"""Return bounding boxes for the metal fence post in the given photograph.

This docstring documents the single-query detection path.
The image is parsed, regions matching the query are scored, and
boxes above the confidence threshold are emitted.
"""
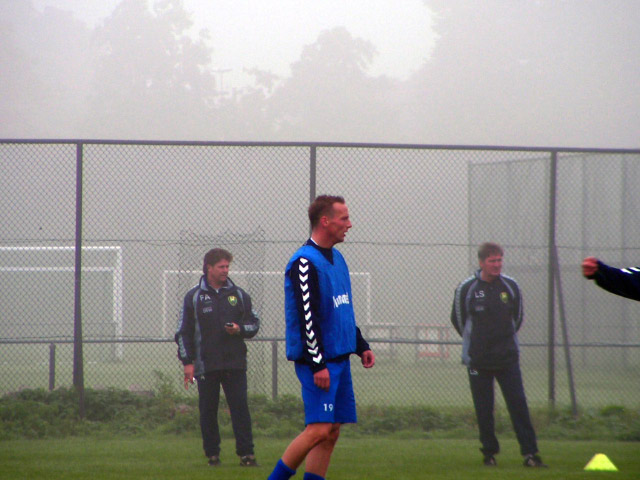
[271,340,278,401]
[309,145,317,204]
[552,246,578,416]
[546,151,557,408]
[48,343,56,391]
[73,142,85,418]
[309,145,317,238]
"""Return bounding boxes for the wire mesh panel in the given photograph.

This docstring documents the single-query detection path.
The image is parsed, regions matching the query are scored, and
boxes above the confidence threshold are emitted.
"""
[0,141,638,410]
[467,151,640,407]
[0,143,77,342]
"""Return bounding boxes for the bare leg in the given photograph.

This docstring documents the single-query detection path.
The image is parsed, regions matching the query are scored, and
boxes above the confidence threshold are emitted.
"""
[305,424,341,477]
[281,423,334,471]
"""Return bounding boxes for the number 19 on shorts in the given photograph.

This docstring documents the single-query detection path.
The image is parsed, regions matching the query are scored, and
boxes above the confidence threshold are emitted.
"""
[323,403,334,412]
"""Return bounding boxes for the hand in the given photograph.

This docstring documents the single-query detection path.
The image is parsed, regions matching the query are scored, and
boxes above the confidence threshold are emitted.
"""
[361,350,375,368]
[224,322,240,335]
[183,364,194,390]
[582,256,599,278]
[313,368,330,391]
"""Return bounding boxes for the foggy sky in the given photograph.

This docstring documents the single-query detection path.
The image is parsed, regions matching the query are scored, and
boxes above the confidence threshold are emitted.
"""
[1,0,639,148]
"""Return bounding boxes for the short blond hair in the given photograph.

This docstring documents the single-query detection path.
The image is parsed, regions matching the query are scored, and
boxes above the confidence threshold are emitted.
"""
[308,195,345,229]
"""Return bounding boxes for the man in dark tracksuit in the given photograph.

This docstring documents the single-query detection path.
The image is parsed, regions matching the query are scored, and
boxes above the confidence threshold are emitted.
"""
[582,256,640,300]
[175,248,260,467]
[451,242,546,468]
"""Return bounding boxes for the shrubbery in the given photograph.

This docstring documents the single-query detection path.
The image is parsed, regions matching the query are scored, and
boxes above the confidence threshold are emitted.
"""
[1,371,638,441]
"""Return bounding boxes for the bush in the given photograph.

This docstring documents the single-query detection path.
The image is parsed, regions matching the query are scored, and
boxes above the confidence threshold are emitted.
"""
[1,386,638,441]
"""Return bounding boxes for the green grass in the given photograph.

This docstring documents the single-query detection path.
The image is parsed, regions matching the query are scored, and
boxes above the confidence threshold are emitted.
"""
[3,385,639,443]
[1,436,638,480]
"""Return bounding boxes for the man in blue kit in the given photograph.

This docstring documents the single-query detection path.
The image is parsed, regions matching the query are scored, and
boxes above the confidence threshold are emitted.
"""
[451,242,546,468]
[267,195,375,480]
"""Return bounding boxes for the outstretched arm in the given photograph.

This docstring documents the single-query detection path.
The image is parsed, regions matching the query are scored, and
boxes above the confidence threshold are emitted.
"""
[583,257,640,302]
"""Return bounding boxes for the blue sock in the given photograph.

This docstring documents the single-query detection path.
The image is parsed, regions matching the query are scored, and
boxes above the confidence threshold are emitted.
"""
[268,459,296,480]
[303,473,325,480]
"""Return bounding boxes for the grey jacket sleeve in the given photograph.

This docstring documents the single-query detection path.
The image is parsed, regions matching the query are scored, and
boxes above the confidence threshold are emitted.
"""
[237,288,260,339]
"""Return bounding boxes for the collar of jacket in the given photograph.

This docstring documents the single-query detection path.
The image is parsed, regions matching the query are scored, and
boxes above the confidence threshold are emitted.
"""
[475,268,504,284]
[199,275,236,293]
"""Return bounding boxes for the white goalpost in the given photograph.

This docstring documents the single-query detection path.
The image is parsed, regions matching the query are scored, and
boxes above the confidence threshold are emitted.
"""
[0,246,124,360]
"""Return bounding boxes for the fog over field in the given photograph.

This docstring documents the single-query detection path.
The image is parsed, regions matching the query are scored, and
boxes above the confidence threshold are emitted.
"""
[1,0,638,147]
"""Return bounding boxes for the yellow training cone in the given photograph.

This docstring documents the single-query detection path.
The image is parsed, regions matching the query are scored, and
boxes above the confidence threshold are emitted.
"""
[584,453,618,472]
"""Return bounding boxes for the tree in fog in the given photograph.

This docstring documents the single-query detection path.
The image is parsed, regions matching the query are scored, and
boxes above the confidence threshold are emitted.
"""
[0,13,42,137]
[214,68,278,141]
[87,0,217,140]
[404,0,640,147]
[402,0,567,145]
[0,3,92,138]
[266,27,399,142]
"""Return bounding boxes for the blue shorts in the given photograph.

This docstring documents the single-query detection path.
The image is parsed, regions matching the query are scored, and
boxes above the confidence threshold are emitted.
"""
[295,359,357,425]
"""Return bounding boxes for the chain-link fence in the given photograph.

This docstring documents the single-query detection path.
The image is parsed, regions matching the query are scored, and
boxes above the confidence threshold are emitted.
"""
[1,140,639,410]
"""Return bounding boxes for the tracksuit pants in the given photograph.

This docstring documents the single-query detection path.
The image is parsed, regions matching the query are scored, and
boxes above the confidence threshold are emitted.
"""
[196,369,254,458]
[467,362,538,456]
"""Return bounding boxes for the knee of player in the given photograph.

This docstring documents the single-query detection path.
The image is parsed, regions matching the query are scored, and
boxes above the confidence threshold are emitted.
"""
[327,424,341,443]
[305,423,336,445]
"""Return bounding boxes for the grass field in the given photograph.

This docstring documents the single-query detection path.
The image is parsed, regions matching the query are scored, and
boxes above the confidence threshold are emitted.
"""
[1,435,638,480]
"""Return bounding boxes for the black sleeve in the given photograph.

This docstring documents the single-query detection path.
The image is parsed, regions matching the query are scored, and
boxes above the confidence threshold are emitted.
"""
[450,297,462,336]
[355,326,370,356]
[450,282,467,337]
[593,261,640,302]
[512,280,524,332]
[175,290,196,365]
[289,257,327,372]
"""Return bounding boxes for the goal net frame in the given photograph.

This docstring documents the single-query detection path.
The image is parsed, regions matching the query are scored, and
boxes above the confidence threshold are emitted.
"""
[0,246,123,359]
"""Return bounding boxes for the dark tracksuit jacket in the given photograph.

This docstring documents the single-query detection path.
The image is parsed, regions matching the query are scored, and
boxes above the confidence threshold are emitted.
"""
[587,260,640,301]
[175,275,260,375]
[451,269,523,369]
